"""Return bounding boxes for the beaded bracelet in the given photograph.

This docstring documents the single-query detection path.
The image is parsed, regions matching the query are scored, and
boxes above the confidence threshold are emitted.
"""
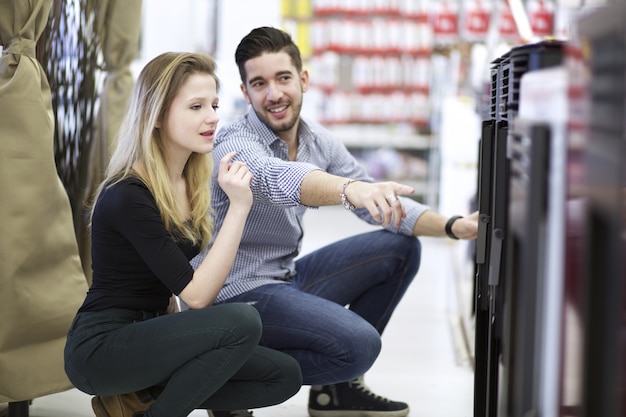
[340,179,356,211]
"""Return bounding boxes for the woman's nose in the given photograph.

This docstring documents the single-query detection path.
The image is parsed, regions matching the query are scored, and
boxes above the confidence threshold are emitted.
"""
[207,108,219,124]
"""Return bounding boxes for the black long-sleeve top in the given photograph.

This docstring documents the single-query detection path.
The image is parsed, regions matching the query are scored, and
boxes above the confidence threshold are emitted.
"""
[78,177,198,313]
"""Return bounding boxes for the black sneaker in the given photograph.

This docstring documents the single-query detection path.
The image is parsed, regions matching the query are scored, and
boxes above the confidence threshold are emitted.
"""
[308,376,410,417]
[207,410,254,417]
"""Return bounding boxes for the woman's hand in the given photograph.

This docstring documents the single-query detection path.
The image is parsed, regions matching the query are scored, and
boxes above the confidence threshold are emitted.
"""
[217,151,253,208]
[181,152,253,309]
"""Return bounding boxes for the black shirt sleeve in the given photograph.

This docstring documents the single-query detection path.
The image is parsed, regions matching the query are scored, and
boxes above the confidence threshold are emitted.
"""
[79,178,197,312]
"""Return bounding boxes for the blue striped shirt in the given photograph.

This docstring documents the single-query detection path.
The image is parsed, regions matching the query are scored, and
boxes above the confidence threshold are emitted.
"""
[190,108,429,302]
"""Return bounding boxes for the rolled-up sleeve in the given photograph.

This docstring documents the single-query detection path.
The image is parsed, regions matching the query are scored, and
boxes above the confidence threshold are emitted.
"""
[214,117,321,206]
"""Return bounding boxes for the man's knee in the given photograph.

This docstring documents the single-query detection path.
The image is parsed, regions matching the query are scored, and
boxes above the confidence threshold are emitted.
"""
[384,233,421,276]
[342,324,382,379]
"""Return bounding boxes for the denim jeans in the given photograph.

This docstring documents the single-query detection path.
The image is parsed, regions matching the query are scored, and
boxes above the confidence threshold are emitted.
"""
[64,303,302,417]
[226,230,421,385]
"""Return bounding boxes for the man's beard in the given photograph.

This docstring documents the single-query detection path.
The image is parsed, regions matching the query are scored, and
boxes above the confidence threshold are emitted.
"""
[254,99,302,134]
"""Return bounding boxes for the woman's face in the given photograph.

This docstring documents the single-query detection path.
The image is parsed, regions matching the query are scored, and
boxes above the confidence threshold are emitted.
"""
[163,72,220,158]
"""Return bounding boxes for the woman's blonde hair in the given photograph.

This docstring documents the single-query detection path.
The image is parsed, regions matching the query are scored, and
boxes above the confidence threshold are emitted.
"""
[92,52,219,249]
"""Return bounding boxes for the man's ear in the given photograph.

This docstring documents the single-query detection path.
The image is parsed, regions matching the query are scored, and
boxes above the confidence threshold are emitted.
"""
[301,69,309,93]
[240,83,251,104]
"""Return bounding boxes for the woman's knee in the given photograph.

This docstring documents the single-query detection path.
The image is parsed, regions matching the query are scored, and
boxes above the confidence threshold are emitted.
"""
[280,355,303,400]
[270,349,303,398]
[203,303,263,344]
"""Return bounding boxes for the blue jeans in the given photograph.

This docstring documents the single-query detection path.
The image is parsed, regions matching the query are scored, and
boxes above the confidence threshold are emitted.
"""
[64,304,302,417]
[226,230,421,385]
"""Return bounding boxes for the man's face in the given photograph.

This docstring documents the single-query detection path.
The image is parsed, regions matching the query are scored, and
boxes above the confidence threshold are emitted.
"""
[240,52,309,142]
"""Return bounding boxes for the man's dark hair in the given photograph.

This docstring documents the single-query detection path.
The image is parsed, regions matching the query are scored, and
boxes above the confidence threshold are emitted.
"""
[235,26,303,83]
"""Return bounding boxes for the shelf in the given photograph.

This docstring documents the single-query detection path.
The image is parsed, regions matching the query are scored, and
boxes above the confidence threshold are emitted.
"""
[281,1,439,207]
[327,125,432,149]
[311,47,433,57]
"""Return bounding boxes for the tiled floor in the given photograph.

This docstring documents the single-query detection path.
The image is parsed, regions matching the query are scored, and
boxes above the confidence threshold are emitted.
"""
[8,206,475,417]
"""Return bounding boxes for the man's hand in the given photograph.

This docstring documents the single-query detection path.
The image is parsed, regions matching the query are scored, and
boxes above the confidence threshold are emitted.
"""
[450,211,479,240]
[413,210,479,239]
[344,180,415,228]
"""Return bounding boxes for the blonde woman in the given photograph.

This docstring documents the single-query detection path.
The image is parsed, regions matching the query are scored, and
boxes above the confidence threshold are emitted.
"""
[64,52,302,417]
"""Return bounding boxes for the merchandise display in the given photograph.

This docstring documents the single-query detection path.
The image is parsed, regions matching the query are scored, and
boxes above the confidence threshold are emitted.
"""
[280,0,563,207]
[9,1,624,416]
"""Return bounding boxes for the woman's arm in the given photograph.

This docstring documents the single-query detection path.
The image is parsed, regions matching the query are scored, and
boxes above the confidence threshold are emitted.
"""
[178,152,253,309]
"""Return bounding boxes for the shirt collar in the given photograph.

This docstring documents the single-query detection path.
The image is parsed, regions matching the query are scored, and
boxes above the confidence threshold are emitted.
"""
[246,106,316,148]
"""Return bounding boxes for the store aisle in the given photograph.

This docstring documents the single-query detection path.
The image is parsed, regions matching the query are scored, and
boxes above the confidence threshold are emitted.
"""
[19,206,474,417]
